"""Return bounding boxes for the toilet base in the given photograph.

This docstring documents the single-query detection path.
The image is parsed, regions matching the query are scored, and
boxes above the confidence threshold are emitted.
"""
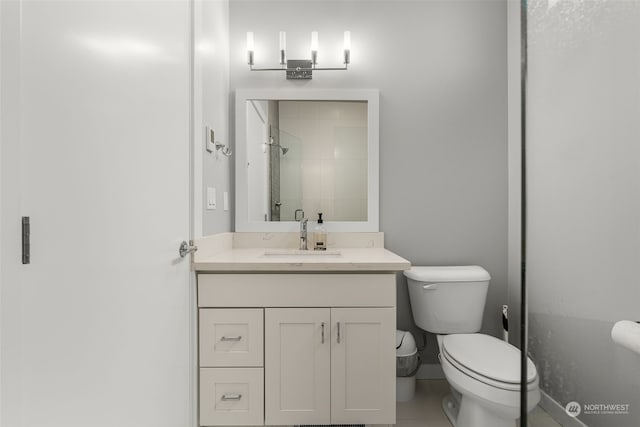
[441,394,459,426]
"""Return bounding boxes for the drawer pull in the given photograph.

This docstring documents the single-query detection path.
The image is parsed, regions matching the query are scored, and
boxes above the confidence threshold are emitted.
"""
[221,393,243,401]
[220,335,242,342]
[337,321,341,343]
[321,322,325,344]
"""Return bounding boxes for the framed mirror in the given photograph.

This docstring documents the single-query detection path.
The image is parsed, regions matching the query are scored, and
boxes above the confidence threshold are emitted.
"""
[235,89,379,232]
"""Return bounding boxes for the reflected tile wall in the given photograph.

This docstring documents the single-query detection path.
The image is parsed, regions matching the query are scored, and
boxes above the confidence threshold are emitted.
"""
[279,100,368,221]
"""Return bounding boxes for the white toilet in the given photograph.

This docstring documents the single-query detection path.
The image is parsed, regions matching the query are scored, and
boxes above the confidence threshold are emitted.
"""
[404,266,540,427]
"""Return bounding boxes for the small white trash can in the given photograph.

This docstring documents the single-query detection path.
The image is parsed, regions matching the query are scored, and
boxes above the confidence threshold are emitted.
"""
[396,330,420,402]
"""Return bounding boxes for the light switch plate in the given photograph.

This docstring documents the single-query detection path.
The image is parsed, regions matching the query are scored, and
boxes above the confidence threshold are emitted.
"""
[223,192,229,211]
[207,187,217,210]
[205,126,215,153]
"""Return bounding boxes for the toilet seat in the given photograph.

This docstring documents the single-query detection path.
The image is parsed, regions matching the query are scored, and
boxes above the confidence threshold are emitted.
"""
[441,334,537,391]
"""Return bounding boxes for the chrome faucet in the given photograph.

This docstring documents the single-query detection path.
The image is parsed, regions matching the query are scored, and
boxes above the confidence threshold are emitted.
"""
[299,218,308,250]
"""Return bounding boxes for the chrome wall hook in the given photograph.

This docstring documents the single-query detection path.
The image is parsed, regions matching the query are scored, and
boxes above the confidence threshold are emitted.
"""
[215,142,232,156]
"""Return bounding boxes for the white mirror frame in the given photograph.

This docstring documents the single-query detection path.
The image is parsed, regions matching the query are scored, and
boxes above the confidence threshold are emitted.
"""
[235,88,379,232]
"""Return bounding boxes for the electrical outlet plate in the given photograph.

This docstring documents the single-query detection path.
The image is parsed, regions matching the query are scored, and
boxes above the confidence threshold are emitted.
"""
[205,126,215,153]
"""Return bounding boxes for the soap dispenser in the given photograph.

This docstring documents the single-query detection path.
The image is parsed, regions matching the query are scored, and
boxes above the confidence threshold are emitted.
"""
[314,213,327,251]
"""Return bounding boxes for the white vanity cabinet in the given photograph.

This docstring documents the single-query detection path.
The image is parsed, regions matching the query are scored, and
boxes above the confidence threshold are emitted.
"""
[265,307,395,425]
[197,273,397,427]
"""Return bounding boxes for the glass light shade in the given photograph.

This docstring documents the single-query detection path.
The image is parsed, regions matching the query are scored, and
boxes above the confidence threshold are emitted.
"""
[311,31,318,51]
[246,32,254,51]
[279,31,286,51]
[344,31,351,50]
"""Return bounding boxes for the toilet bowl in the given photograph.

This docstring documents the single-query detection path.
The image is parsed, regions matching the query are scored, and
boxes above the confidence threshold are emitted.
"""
[438,334,540,427]
[404,266,540,427]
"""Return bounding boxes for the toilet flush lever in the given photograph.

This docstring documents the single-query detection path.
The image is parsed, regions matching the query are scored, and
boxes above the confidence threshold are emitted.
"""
[422,284,438,290]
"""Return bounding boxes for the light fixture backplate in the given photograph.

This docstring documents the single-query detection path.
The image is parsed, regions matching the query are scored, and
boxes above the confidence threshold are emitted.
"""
[286,60,313,80]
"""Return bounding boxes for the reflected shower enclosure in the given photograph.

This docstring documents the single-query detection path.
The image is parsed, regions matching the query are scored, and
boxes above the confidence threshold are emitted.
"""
[245,100,368,222]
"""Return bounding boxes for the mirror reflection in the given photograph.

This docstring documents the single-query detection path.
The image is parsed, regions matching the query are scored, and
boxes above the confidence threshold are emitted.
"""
[246,100,368,222]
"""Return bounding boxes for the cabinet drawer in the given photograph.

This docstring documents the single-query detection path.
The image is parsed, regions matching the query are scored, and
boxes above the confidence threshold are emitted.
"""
[200,309,263,367]
[198,274,396,307]
[200,368,264,426]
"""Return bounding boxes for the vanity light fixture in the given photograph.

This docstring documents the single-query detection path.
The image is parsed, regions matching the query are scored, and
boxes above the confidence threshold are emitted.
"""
[246,30,351,80]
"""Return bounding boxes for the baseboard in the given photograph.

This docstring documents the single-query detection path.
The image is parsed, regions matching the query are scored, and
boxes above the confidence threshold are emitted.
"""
[416,363,445,380]
[539,390,588,427]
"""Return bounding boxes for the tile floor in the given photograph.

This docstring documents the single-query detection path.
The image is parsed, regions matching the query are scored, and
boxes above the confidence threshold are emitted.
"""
[395,379,562,427]
[523,407,563,427]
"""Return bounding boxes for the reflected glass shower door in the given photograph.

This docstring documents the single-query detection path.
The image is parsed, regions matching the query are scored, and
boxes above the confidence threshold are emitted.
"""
[269,126,303,221]
[525,1,640,426]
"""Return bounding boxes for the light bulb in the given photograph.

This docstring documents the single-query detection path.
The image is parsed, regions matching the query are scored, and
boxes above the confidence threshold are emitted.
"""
[279,31,286,65]
[246,32,254,52]
[343,31,351,50]
[311,31,318,51]
[343,31,351,65]
[246,32,254,66]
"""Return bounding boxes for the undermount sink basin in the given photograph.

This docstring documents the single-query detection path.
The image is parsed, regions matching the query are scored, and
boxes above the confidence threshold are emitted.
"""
[263,249,342,257]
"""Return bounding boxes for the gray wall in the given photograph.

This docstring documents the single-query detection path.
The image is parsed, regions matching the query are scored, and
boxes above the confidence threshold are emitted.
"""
[229,0,508,363]
[527,0,640,425]
[199,0,233,236]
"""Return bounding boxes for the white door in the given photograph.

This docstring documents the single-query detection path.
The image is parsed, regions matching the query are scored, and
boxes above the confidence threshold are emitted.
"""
[331,308,396,424]
[264,308,330,425]
[0,1,193,426]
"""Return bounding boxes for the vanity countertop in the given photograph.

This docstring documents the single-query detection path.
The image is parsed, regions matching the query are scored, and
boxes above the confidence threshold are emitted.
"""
[193,247,410,272]
[192,232,410,272]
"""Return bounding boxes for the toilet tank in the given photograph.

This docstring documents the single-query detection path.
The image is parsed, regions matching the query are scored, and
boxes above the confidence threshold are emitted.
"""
[404,266,490,334]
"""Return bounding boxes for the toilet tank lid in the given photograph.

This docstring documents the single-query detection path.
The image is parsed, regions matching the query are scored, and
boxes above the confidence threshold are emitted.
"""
[403,266,490,282]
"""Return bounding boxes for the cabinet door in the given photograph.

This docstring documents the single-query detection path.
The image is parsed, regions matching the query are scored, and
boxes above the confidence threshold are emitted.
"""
[264,308,330,425]
[331,307,396,424]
